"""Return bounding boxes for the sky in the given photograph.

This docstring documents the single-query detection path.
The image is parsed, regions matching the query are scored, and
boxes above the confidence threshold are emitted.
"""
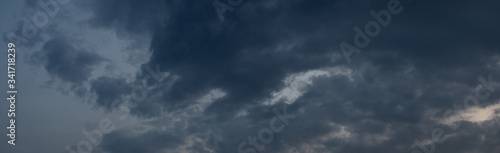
[1,0,500,153]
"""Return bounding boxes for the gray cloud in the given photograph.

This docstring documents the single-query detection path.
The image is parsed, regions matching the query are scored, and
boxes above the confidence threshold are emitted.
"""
[81,0,500,152]
[90,76,132,111]
[19,0,500,153]
[31,38,105,84]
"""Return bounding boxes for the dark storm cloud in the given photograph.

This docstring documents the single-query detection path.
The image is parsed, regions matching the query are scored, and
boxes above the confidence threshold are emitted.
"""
[31,38,105,84]
[90,76,132,110]
[132,0,357,118]
[63,0,500,152]
[82,0,349,115]
[79,0,169,38]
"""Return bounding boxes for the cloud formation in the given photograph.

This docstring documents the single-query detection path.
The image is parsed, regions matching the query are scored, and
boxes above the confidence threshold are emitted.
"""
[31,38,105,84]
[21,0,500,153]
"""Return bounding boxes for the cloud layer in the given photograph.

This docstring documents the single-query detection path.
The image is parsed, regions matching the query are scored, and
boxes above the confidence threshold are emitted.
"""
[19,0,500,153]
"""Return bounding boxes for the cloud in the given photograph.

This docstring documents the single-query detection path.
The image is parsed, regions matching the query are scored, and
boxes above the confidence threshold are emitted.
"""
[90,76,132,110]
[24,0,500,152]
[31,38,105,84]
[100,127,184,153]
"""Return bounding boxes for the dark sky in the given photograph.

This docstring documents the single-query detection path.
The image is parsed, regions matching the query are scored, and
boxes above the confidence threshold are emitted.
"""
[1,0,500,153]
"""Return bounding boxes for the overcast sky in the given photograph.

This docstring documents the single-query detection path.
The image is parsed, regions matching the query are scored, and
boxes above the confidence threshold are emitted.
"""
[1,0,500,153]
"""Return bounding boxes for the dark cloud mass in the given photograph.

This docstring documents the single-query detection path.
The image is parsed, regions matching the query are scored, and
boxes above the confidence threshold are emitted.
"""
[90,76,132,111]
[18,0,500,152]
[31,38,105,84]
